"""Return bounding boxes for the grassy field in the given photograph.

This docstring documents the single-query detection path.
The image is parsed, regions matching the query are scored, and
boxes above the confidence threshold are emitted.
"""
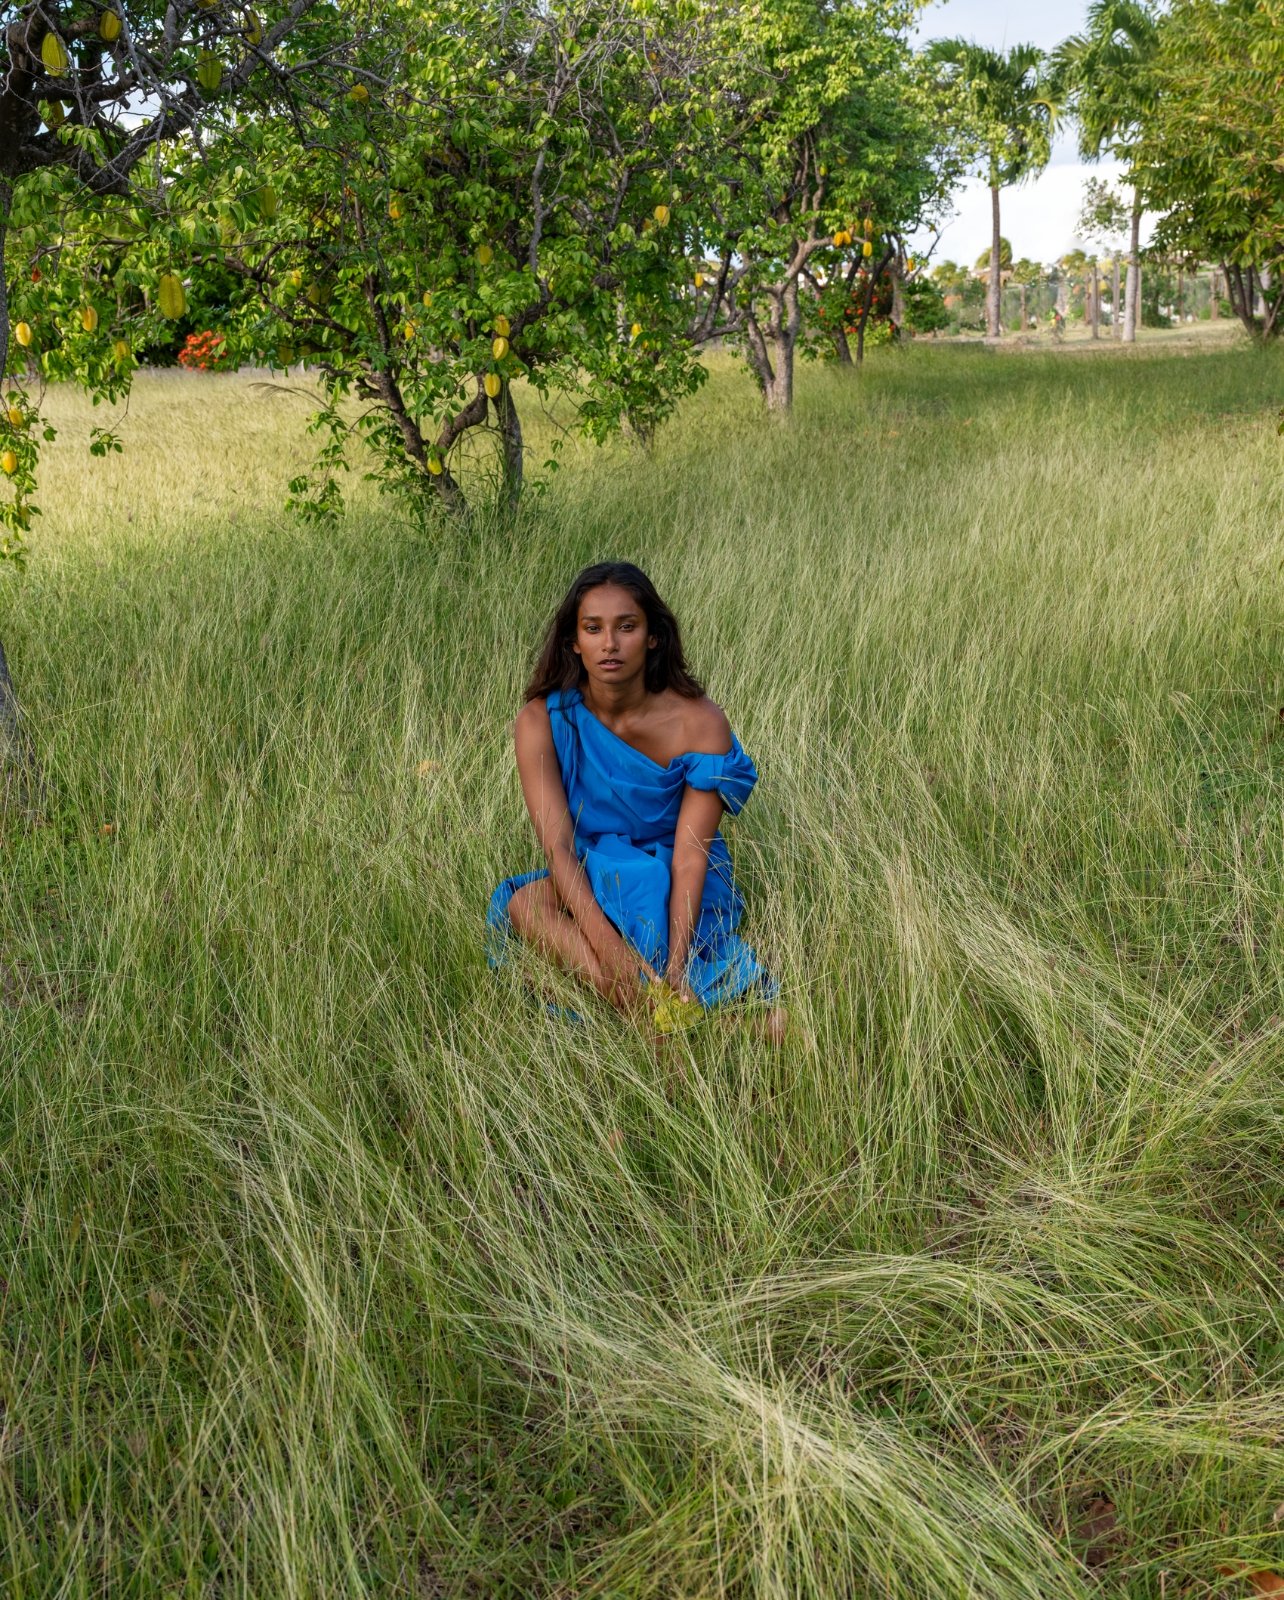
[3,335,1284,1597]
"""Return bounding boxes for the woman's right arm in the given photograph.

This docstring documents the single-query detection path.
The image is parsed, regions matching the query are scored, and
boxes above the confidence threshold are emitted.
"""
[514,700,649,996]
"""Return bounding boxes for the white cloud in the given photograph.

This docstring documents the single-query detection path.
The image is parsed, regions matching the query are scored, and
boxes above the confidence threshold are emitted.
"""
[907,1,1157,269]
[911,155,1155,269]
[912,0,1087,56]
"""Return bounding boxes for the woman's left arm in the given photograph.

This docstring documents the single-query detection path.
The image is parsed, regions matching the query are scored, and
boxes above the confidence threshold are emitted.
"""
[667,701,734,997]
[668,786,725,996]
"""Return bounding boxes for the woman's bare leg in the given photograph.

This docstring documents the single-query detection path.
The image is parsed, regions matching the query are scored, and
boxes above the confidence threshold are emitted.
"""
[507,879,613,1003]
[759,1007,789,1046]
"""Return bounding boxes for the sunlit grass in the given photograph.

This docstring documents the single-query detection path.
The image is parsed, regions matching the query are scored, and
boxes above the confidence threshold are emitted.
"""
[3,336,1284,1596]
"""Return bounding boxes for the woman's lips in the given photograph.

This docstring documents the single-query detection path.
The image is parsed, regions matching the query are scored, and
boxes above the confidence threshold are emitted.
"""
[600,660,621,669]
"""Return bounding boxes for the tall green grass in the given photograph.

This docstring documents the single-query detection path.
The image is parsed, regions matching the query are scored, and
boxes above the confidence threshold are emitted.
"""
[3,340,1284,1596]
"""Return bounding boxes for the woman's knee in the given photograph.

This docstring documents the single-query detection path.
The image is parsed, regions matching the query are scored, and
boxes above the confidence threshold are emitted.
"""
[507,878,555,938]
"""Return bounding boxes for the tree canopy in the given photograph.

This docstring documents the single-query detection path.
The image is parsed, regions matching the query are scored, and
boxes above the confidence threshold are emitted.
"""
[1134,0,1284,339]
[176,0,722,519]
[0,0,372,552]
[686,0,957,402]
[5,0,1283,567]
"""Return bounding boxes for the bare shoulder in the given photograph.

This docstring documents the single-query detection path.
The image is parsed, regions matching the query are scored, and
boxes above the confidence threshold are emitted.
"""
[680,695,732,755]
[514,696,553,747]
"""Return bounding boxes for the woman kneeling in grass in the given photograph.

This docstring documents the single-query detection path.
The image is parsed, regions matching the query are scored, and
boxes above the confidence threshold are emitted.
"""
[487,561,787,1042]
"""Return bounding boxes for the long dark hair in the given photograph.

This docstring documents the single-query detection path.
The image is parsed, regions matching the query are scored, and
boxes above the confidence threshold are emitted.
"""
[524,562,705,702]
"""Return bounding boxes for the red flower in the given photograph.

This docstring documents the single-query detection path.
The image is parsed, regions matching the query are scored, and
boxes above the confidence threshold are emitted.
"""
[178,330,229,371]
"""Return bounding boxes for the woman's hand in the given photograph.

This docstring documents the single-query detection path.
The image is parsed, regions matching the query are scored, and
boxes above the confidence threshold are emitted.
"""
[590,928,657,1012]
[664,962,695,1005]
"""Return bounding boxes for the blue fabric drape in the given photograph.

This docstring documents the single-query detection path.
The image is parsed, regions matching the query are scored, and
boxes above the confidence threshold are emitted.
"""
[487,687,776,1007]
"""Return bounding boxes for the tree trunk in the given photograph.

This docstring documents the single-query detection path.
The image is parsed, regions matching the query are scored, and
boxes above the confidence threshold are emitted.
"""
[743,309,793,412]
[890,258,905,332]
[1254,268,1283,340]
[765,341,793,410]
[987,181,1002,340]
[829,260,859,365]
[1177,267,1184,323]
[0,634,21,783]
[0,180,9,387]
[1090,264,1100,339]
[1209,267,1219,319]
[0,182,35,810]
[1123,192,1141,343]
[754,277,799,411]
[430,385,489,509]
[1225,262,1245,328]
[495,380,522,510]
[371,367,468,516]
[1112,256,1122,339]
[741,312,774,399]
[1248,267,1267,326]
[854,249,892,365]
[1018,282,1027,333]
[1221,262,1279,339]
[762,361,790,409]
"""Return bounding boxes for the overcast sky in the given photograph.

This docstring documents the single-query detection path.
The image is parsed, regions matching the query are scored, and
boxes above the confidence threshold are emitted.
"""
[908,0,1149,266]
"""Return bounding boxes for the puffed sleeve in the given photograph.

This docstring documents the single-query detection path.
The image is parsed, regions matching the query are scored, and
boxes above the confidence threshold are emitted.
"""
[680,735,758,817]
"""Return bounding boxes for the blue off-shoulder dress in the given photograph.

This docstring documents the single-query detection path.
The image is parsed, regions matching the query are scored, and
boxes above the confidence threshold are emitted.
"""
[487,687,776,1008]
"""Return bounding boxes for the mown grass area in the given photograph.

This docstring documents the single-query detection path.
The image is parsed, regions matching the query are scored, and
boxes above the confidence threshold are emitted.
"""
[3,338,1284,1597]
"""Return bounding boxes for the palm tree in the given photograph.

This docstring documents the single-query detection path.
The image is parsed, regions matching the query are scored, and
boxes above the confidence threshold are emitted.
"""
[928,41,1057,340]
[1011,258,1043,333]
[1053,1,1161,344]
[973,238,1013,276]
[974,237,1013,328]
[1058,249,1092,332]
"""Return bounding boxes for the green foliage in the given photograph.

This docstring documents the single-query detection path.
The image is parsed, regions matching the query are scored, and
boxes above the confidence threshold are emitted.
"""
[927,39,1056,191]
[1134,0,1284,339]
[925,39,1054,338]
[901,274,949,333]
[974,237,1012,273]
[1078,176,1131,249]
[1052,0,1161,163]
[0,0,366,555]
[3,0,726,526]
[0,387,54,563]
[0,0,975,529]
[689,0,960,392]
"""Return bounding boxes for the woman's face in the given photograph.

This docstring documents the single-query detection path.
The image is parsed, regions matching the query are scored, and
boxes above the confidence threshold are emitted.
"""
[572,583,656,689]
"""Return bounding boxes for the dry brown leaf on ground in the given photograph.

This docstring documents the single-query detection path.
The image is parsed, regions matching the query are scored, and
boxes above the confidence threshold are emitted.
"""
[1218,1563,1284,1595]
[1069,1496,1122,1568]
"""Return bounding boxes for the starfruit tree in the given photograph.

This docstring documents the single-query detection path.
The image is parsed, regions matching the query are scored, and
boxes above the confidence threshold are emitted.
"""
[683,0,957,411]
[0,0,379,788]
[1135,0,1284,343]
[160,0,725,524]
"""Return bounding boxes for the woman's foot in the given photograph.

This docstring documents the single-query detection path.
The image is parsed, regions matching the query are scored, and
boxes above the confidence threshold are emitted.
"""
[751,1006,789,1047]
